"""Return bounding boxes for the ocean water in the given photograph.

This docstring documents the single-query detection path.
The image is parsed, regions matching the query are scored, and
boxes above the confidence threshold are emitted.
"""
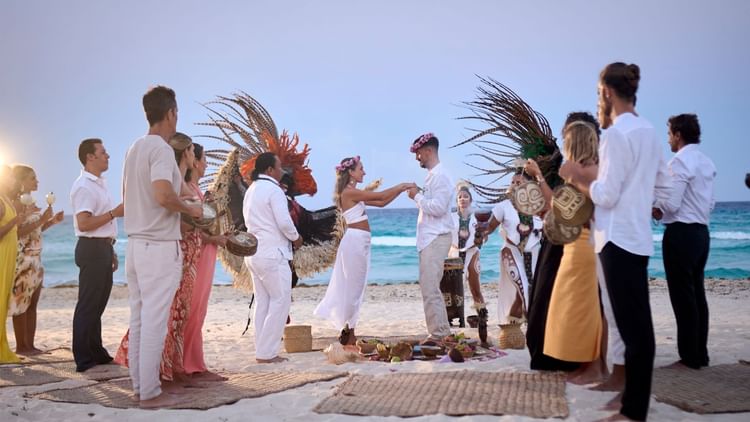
[39,202,750,287]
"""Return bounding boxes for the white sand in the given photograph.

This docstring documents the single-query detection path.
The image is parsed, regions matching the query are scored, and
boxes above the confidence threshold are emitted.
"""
[2,279,749,421]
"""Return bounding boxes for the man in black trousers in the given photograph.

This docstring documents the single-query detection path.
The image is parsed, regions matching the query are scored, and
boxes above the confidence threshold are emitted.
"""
[70,138,124,372]
[654,114,716,369]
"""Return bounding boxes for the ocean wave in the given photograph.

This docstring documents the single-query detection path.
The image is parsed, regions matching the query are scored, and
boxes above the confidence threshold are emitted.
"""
[653,231,750,242]
[371,236,416,247]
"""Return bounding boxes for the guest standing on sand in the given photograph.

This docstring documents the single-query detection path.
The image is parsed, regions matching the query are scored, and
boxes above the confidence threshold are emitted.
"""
[477,172,542,348]
[448,183,487,320]
[183,142,228,380]
[70,138,123,372]
[10,164,64,355]
[315,156,414,345]
[406,133,454,341]
[653,113,715,370]
[561,62,672,421]
[243,152,302,363]
[121,85,202,408]
[0,165,26,363]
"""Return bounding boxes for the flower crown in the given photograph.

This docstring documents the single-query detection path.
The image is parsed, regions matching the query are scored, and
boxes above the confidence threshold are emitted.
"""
[336,155,360,172]
[410,132,435,153]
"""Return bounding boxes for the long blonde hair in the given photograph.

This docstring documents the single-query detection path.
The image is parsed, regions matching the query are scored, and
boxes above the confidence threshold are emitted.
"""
[562,121,599,165]
[333,156,358,207]
[168,132,193,165]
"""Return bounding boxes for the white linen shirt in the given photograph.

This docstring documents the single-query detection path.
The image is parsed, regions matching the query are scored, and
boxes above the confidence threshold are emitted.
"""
[654,144,716,225]
[242,174,300,260]
[590,112,672,256]
[413,162,455,252]
[70,170,117,238]
[123,134,183,241]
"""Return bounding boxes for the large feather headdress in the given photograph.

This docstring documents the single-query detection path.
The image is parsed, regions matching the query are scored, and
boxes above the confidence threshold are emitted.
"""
[197,91,316,197]
[196,92,340,291]
[453,76,562,204]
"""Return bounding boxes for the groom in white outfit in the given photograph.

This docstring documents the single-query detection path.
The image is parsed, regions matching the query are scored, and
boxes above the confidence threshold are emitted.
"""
[407,133,455,341]
[243,152,302,363]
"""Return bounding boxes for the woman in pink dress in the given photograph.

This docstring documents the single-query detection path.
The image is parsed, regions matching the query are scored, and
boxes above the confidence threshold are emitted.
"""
[182,143,227,380]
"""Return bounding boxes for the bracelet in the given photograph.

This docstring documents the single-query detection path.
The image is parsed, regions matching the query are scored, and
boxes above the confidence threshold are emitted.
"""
[535,175,545,184]
[108,210,114,220]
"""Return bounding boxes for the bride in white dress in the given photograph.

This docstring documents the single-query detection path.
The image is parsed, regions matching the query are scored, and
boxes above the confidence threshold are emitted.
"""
[314,156,415,345]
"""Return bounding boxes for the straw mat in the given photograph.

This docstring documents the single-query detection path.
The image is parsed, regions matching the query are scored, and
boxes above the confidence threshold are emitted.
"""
[314,370,568,418]
[17,347,74,365]
[32,371,347,409]
[1,362,129,387]
[653,362,750,414]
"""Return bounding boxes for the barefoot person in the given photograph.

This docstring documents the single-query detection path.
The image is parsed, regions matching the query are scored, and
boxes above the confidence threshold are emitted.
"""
[243,152,302,363]
[121,85,202,408]
[115,132,202,386]
[537,121,606,385]
[654,113,715,370]
[183,142,228,380]
[10,164,64,355]
[70,138,123,372]
[561,62,672,421]
[406,133,454,341]
[315,156,414,344]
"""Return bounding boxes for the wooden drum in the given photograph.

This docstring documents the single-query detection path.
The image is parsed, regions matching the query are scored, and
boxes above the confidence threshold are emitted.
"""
[440,257,465,328]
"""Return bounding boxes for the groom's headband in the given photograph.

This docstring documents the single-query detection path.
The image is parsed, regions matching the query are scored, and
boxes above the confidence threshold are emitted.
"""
[410,132,438,153]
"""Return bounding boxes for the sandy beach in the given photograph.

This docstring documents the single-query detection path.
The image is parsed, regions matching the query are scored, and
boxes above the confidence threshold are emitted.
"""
[1,278,748,421]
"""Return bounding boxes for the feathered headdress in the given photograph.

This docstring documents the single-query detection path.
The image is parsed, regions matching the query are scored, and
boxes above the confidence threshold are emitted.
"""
[197,91,316,197]
[195,91,341,292]
[452,76,562,203]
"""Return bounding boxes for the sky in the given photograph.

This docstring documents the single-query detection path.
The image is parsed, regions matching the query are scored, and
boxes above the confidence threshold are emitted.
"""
[1,0,748,212]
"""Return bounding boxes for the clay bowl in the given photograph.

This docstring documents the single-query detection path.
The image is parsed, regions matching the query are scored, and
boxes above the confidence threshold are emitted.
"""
[356,339,380,354]
[420,345,443,358]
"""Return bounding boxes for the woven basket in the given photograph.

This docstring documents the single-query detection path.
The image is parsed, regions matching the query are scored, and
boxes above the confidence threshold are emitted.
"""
[283,325,312,353]
[498,324,526,349]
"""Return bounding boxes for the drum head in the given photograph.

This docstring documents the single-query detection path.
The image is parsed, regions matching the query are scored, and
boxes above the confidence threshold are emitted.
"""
[508,181,546,216]
[543,210,581,245]
[226,232,258,256]
[443,257,464,270]
[552,184,593,226]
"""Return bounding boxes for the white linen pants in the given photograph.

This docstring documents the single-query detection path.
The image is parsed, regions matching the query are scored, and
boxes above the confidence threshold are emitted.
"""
[597,255,625,365]
[246,254,292,360]
[419,233,452,339]
[126,239,182,400]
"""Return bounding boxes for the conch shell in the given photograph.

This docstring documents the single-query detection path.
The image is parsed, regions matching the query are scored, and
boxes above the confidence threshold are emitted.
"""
[323,342,360,365]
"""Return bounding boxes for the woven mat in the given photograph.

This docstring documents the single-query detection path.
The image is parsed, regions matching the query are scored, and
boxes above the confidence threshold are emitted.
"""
[653,362,750,414]
[312,334,425,351]
[0,362,129,387]
[314,370,568,418]
[13,348,75,365]
[32,371,347,409]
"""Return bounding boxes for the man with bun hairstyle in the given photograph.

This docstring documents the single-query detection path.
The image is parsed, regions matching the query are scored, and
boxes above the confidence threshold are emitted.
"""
[561,63,671,421]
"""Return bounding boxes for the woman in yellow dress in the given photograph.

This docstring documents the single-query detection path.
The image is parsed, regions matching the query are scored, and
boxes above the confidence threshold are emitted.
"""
[540,121,605,384]
[0,165,25,363]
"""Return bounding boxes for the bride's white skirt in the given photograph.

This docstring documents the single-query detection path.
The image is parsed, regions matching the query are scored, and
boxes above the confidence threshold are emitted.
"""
[314,228,371,330]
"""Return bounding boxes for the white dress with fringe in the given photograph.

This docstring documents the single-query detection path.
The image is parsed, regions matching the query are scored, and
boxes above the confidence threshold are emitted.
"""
[314,202,371,330]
